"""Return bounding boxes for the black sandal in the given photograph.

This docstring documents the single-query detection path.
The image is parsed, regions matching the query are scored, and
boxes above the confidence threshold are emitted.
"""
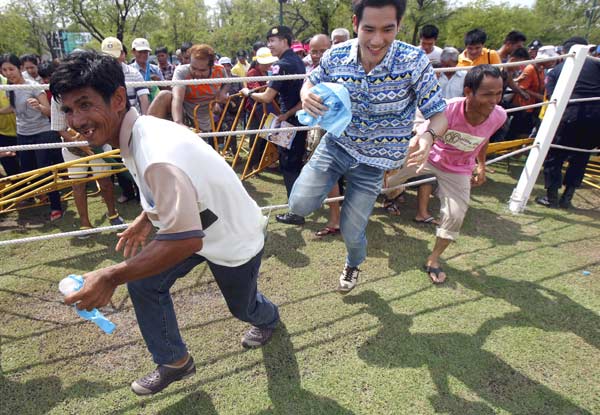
[383,193,405,216]
[424,265,447,284]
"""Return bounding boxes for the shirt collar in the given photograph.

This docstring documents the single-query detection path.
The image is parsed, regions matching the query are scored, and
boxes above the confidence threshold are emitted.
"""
[118,107,140,159]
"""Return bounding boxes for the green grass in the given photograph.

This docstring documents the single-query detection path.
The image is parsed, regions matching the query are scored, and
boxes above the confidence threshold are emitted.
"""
[1,162,599,415]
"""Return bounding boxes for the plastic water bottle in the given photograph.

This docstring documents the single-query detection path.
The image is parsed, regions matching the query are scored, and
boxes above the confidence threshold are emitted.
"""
[59,274,116,334]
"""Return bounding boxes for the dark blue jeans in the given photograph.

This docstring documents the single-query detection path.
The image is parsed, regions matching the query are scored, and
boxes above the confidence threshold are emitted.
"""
[17,131,63,211]
[127,249,279,364]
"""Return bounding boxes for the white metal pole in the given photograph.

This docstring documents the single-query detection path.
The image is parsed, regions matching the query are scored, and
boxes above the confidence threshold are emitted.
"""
[508,45,591,213]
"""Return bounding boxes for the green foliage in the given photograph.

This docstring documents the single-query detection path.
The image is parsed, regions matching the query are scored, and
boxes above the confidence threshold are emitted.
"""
[0,9,37,55]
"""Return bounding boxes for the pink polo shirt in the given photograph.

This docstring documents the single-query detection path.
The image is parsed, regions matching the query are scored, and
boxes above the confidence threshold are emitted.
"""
[427,97,507,175]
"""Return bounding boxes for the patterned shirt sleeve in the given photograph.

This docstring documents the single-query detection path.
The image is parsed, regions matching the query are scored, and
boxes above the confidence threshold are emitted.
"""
[412,53,446,119]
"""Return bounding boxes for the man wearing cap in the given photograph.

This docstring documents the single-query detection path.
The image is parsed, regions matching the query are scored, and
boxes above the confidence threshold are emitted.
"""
[102,37,150,115]
[240,25,308,226]
[148,44,228,133]
[130,38,164,101]
[231,50,250,78]
[528,40,543,59]
[283,0,447,292]
[536,37,600,209]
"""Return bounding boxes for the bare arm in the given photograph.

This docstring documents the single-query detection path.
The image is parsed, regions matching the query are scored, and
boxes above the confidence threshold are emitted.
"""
[138,94,150,115]
[405,111,448,174]
[300,78,328,117]
[241,86,278,104]
[472,141,488,187]
[171,86,185,124]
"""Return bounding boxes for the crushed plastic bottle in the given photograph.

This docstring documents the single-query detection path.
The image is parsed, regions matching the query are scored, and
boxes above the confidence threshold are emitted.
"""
[59,274,116,334]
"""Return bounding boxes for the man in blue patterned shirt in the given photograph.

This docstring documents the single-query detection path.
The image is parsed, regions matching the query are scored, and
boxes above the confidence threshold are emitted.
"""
[286,0,448,293]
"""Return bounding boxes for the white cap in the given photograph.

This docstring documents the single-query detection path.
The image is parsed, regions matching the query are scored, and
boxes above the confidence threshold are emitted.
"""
[536,45,558,60]
[131,38,151,52]
[218,56,232,65]
[101,37,123,58]
[255,47,278,65]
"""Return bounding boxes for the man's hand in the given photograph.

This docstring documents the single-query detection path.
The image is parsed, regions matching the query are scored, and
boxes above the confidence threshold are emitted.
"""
[404,134,433,174]
[240,88,251,97]
[471,166,486,187]
[301,91,327,118]
[64,269,117,311]
[26,98,42,112]
[115,212,153,258]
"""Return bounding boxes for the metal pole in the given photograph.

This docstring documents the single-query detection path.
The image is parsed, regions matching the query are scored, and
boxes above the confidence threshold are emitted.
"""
[279,0,284,26]
[508,45,590,214]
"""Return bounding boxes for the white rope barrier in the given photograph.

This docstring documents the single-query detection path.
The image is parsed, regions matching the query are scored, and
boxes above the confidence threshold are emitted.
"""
[549,144,600,153]
[0,54,574,91]
[197,125,318,139]
[0,141,89,153]
[0,143,539,247]
[505,100,555,113]
[587,55,600,63]
[567,97,600,104]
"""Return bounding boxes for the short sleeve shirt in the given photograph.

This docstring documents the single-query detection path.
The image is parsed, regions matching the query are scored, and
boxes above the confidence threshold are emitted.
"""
[129,62,164,81]
[428,97,507,175]
[173,63,227,131]
[308,39,446,170]
[457,48,501,67]
[268,48,305,114]
[13,80,50,136]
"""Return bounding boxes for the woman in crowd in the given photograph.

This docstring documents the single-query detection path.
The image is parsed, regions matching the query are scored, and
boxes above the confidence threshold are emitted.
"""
[0,53,63,220]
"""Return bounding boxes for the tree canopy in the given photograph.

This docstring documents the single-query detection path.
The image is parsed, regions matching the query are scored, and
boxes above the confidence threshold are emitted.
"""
[0,0,597,59]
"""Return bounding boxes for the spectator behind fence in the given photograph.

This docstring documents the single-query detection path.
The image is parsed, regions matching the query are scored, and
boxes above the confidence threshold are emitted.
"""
[438,47,466,99]
[419,24,443,65]
[458,28,501,67]
[0,53,63,221]
[20,54,42,84]
[497,30,527,63]
[0,73,19,177]
[156,46,175,81]
[331,27,351,45]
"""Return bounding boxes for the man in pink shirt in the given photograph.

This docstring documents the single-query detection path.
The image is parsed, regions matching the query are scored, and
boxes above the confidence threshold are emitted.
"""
[387,65,507,283]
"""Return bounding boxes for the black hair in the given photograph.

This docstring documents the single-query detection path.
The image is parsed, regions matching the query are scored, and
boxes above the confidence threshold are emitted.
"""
[504,30,526,44]
[352,0,406,24]
[0,54,22,108]
[37,61,56,80]
[155,46,168,55]
[510,47,530,60]
[563,36,588,53]
[252,41,266,52]
[50,50,130,110]
[464,28,487,46]
[420,24,439,39]
[19,53,39,66]
[464,64,501,94]
[181,42,193,54]
[122,45,128,55]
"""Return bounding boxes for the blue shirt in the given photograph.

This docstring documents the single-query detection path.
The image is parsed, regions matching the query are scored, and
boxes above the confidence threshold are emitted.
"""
[309,39,446,170]
[129,61,165,82]
[268,48,305,115]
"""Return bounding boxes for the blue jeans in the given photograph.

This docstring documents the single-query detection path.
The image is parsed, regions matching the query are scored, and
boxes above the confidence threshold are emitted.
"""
[127,249,279,364]
[289,137,384,267]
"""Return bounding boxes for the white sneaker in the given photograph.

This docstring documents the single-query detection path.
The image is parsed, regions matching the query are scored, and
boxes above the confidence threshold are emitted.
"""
[338,264,360,294]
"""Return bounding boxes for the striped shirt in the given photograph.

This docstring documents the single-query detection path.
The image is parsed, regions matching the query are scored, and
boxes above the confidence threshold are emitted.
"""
[308,39,446,170]
[122,63,150,112]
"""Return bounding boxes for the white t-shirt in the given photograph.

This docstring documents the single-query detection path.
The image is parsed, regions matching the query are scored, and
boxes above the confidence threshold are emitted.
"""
[118,109,265,267]
[426,46,443,65]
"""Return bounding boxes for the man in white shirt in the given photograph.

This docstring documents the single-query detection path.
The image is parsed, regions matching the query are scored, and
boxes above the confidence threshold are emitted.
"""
[419,24,443,65]
[438,47,466,99]
[51,50,279,397]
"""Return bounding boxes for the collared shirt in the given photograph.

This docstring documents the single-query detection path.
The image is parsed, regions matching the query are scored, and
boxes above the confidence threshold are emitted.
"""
[438,70,466,99]
[159,62,175,81]
[231,61,250,78]
[122,63,150,112]
[268,48,305,114]
[309,39,446,170]
[129,61,164,81]
[457,48,501,67]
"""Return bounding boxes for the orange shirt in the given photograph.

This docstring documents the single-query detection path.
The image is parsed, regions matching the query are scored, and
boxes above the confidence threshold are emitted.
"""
[513,64,544,112]
[457,48,501,67]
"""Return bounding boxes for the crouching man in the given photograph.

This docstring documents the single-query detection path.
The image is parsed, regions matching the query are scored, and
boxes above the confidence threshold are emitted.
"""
[51,50,279,396]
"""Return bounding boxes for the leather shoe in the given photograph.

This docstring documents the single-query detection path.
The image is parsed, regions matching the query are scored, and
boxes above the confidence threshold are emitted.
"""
[276,212,305,225]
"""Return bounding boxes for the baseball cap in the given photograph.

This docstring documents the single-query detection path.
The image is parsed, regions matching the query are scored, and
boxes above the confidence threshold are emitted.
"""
[218,56,232,65]
[101,37,123,58]
[255,47,278,65]
[266,26,293,41]
[528,39,542,50]
[291,41,305,53]
[536,45,558,60]
[131,38,151,52]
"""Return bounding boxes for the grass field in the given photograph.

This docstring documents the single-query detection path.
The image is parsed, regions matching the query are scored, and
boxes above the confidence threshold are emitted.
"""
[1,162,599,415]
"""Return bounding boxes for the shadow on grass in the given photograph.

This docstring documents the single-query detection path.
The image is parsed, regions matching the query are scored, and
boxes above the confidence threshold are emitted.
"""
[157,390,218,414]
[0,340,116,415]
[255,323,355,415]
[343,290,592,415]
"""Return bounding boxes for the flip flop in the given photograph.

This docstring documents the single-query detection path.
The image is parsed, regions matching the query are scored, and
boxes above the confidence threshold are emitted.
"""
[383,193,404,216]
[413,216,440,225]
[424,264,447,284]
[315,226,340,237]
